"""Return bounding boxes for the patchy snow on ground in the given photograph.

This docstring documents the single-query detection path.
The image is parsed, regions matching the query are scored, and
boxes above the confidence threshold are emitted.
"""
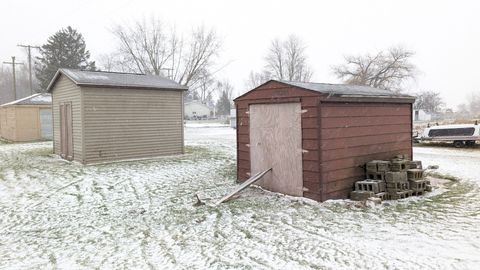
[1,126,480,269]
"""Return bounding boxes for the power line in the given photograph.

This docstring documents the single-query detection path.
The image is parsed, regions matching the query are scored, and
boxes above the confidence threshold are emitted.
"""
[3,56,24,100]
[17,44,41,95]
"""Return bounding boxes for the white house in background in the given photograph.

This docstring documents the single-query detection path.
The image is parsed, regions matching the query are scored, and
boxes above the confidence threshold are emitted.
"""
[230,108,236,129]
[413,109,432,122]
[184,101,212,119]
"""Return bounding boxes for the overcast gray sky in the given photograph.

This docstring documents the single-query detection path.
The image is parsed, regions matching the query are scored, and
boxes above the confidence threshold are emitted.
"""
[1,0,479,108]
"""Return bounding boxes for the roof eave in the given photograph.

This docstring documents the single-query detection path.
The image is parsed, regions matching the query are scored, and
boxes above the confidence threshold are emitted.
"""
[77,83,188,91]
[46,69,79,92]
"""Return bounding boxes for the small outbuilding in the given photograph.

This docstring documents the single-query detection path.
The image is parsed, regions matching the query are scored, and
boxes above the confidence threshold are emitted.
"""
[234,80,415,201]
[413,109,432,122]
[0,93,52,142]
[184,100,212,120]
[47,69,187,164]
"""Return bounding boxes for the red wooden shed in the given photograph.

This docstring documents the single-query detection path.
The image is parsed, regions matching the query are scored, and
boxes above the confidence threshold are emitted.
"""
[234,80,416,201]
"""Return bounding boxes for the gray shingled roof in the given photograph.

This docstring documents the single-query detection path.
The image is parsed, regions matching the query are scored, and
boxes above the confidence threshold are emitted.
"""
[0,93,51,107]
[279,80,412,98]
[47,69,188,91]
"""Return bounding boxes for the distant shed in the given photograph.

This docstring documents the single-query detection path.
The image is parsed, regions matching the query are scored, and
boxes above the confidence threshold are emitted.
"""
[234,80,415,201]
[47,69,188,164]
[0,93,52,142]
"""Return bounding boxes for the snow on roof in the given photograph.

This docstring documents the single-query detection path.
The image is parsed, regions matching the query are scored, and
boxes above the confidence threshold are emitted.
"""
[0,93,51,107]
[47,69,188,92]
[278,80,413,98]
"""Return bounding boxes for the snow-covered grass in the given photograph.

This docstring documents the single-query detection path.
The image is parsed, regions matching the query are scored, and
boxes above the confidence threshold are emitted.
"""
[1,126,479,269]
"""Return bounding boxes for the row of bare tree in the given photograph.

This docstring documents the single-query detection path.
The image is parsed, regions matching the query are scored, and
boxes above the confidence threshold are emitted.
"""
[4,16,478,117]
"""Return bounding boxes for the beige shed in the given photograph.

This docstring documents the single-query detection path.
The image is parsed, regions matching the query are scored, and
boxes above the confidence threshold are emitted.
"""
[47,69,188,164]
[0,93,52,142]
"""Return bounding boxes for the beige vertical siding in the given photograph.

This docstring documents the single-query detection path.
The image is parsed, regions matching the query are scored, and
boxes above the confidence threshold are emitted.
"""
[14,106,39,142]
[0,107,16,141]
[51,75,83,162]
[82,87,183,164]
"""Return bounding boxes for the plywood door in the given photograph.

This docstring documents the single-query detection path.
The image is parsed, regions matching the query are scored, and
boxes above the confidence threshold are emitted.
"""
[60,103,73,160]
[249,103,303,196]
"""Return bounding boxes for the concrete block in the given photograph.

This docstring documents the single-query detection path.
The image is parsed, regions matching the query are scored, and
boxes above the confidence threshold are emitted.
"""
[366,161,379,172]
[355,180,386,193]
[409,179,427,191]
[425,185,433,192]
[409,160,423,169]
[385,171,407,183]
[366,160,391,173]
[391,160,409,172]
[350,191,375,201]
[375,192,388,201]
[386,182,410,192]
[389,190,411,200]
[407,169,424,180]
[411,190,424,196]
[366,171,385,181]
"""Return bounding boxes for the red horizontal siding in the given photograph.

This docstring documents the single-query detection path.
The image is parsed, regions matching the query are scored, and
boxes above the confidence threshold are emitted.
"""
[321,102,413,200]
[321,103,411,117]
[322,115,411,129]
[321,133,411,150]
[321,124,411,139]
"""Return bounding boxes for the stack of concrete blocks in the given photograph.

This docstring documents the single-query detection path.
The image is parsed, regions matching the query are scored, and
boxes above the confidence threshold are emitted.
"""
[386,158,411,199]
[351,160,389,201]
[350,156,431,201]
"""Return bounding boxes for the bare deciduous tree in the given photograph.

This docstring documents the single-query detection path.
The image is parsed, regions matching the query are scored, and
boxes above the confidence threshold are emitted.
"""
[414,90,444,113]
[195,70,216,104]
[265,35,313,82]
[173,26,221,87]
[332,46,416,91]
[109,17,221,90]
[244,35,313,90]
[111,18,175,75]
[245,70,272,90]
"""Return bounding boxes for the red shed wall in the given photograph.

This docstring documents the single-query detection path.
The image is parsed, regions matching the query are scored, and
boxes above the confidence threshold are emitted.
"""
[235,81,323,201]
[320,102,413,200]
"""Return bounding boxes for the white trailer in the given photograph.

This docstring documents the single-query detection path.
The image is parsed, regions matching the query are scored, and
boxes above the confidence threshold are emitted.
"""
[420,123,480,147]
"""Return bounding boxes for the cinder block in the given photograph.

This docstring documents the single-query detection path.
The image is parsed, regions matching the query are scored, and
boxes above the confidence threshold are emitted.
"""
[350,191,375,201]
[366,161,379,172]
[366,160,391,173]
[385,171,407,183]
[411,190,424,196]
[355,180,386,193]
[425,185,433,192]
[366,172,385,181]
[386,182,410,192]
[407,169,424,180]
[409,179,427,191]
[391,160,409,172]
[389,190,411,200]
[375,192,388,201]
[409,160,423,169]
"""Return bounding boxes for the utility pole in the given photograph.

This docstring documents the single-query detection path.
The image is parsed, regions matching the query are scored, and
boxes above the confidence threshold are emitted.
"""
[3,57,24,100]
[18,44,40,95]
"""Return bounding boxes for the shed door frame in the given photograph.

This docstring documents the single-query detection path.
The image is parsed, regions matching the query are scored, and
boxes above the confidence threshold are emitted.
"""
[249,102,304,196]
[59,102,73,161]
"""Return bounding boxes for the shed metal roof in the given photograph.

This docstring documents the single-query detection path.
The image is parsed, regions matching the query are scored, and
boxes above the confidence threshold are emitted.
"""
[0,93,51,107]
[279,80,410,97]
[235,80,415,101]
[47,69,188,92]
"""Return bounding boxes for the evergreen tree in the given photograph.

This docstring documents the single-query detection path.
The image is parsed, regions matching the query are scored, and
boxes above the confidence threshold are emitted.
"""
[35,26,96,90]
[216,90,231,116]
